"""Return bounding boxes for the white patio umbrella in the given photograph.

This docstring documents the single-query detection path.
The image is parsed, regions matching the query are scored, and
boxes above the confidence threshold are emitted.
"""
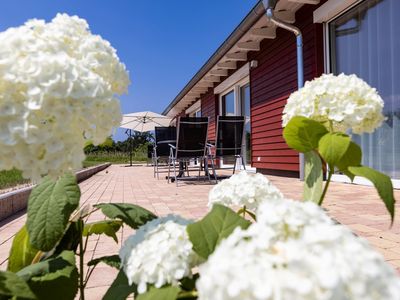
[120,111,172,166]
[120,111,172,132]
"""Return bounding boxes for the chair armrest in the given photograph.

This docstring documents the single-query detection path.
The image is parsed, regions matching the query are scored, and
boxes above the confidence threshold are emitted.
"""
[168,144,176,149]
[206,142,215,148]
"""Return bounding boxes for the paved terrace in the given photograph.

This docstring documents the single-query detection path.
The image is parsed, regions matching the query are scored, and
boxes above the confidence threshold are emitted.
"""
[0,164,399,299]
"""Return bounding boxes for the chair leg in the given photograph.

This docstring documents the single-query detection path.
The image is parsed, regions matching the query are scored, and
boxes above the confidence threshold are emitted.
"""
[167,157,171,183]
[198,159,201,181]
[153,156,156,178]
[173,159,178,187]
[156,157,160,179]
[241,155,246,171]
[210,156,217,183]
[205,157,211,182]
[233,156,237,175]
[186,161,190,177]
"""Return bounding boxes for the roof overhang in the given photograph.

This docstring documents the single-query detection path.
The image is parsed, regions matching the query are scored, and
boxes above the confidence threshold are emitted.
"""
[163,0,320,117]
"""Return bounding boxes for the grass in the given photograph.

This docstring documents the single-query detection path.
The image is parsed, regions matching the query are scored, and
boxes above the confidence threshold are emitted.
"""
[85,151,147,164]
[0,169,29,190]
[82,160,104,168]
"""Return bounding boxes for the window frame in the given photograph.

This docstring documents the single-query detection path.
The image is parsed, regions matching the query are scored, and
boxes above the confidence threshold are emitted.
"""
[218,76,250,117]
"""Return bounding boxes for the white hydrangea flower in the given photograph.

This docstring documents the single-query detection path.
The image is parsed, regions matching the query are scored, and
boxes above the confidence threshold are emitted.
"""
[197,201,400,300]
[256,198,333,238]
[282,73,385,134]
[0,14,130,180]
[119,215,196,294]
[208,172,283,211]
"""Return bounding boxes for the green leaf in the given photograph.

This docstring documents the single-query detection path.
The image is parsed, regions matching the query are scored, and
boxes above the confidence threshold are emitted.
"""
[136,286,181,300]
[95,203,157,229]
[303,151,323,203]
[88,255,121,269]
[17,251,78,300]
[283,116,328,152]
[27,173,80,251]
[336,141,362,171]
[7,226,39,273]
[318,133,351,169]
[103,269,137,300]
[342,169,355,181]
[83,220,122,243]
[348,166,395,223]
[0,271,36,299]
[53,222,82,256]
[187,204,251,259]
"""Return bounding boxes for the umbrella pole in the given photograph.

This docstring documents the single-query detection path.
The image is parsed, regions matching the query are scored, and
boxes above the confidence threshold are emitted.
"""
[129,129,133,166]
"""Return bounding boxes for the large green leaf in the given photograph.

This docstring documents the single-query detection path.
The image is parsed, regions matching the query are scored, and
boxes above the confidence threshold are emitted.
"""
[83,220,122,243]
[136,286,181,300]
[103,269,137,300]
[27,173,80,251]
[303,151,323,203]
[348,166,395,223]
[7,226,39,273]
[187,204,250,259]
[88,255,121,269]
[95,203,157,229]
[0,271,36,299]
[283,116,328,152]
[318,133,351,169]
[336,141,362,171]
[17,251,78,300]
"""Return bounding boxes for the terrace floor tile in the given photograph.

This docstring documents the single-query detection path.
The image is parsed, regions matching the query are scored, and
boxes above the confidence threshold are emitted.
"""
[0,164,399,294]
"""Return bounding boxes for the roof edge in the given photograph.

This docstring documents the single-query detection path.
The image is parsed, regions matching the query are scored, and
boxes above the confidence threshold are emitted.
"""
[162,0,265,116]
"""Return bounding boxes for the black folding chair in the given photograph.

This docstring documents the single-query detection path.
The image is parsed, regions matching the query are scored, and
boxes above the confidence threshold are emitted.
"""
[207,116,246,178]
[168,117,214,186]
[154,126,176,179]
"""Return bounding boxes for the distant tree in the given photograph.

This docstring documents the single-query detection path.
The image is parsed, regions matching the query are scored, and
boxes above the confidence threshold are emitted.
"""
[84,132,154,154]
[127,131,153,149]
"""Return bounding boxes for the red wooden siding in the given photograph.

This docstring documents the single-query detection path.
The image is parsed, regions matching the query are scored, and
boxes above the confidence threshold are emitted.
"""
[200,90,218,141]
[248,4,324,174]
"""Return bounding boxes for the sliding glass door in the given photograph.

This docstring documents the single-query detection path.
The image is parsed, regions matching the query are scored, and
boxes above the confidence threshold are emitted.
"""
[329,0,400,179]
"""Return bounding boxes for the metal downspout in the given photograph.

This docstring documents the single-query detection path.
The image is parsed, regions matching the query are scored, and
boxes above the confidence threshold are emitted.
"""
[262,0,305,180]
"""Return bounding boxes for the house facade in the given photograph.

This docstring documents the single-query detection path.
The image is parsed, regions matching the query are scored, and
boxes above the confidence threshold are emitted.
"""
[162,0,400,185]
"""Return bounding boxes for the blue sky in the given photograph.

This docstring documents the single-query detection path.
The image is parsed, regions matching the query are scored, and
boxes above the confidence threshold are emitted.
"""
[0,0,258,140]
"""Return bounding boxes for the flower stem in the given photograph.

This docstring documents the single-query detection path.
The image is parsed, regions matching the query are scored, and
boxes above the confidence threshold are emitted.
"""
[78,220,85,300]
[318,169,333,206]
[329,120,334,133]
[242,205,246,218]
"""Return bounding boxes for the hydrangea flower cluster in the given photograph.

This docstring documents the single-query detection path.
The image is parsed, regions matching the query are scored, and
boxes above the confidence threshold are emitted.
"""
[256,198,333,239]
[0,14,130,180]
[208,172,283,211]
[282,73,385,134]
[119,215,196,294]
[197,199,400,300]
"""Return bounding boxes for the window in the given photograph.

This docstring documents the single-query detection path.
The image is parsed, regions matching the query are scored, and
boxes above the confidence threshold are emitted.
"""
[219,80,252,166]
[221,90,235,116]
[329,0,400,179]
[189,109,201,117]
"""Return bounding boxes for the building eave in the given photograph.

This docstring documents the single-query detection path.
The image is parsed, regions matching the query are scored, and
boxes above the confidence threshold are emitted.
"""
[162,0,319,117]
